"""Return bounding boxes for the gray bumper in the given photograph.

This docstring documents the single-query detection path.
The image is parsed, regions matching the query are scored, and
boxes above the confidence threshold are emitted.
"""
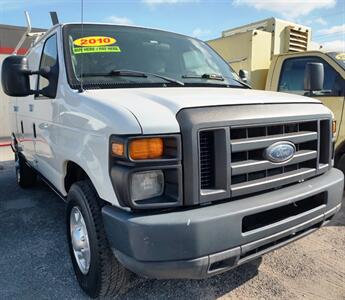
[102,168,344,279]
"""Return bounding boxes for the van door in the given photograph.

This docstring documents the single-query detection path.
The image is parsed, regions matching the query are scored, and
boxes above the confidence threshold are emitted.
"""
[276,55,345,144]
[33,33,60,184]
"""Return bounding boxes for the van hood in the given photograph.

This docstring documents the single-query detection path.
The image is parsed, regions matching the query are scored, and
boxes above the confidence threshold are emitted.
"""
[84,87,321,134]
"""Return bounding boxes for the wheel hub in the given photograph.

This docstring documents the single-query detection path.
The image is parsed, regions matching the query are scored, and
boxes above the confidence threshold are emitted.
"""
[70,206,91,275]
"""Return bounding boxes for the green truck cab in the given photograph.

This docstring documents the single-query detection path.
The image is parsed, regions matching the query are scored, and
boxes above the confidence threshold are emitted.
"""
[208,18,345,173]
[266,51,345,172]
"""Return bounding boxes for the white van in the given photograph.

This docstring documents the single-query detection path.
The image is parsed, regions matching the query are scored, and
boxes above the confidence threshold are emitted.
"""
[1,21,343,298]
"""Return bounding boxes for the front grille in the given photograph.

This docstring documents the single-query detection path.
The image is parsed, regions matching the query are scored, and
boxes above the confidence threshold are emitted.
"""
[230,121,320,197]
[199,119,331,199]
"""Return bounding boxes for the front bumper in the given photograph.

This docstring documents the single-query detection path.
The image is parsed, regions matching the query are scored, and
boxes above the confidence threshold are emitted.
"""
[102,168,344,279]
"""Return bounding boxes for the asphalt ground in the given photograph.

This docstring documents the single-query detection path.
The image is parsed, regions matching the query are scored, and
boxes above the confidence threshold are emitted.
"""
[0,147,344,300]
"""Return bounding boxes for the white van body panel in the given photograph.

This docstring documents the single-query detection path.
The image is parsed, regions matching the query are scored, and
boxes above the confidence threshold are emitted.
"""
[85,87,320,134]
[56,88,142,204]
[55,87,321,206]
[9,25,322,207]
[12,27,142,206]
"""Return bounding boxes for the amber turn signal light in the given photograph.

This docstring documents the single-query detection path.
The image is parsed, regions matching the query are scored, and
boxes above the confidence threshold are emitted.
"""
[332,120,337,136]
[129,138,164,160]
[112,142,125,157]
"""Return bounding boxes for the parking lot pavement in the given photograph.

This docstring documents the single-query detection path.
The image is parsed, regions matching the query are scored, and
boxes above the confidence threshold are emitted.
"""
[0,146,13,162]
[0,147,344,300]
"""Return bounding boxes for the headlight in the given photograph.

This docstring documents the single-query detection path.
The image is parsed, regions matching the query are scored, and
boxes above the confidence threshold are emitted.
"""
[130,170,164,201]
[109,134,182,209]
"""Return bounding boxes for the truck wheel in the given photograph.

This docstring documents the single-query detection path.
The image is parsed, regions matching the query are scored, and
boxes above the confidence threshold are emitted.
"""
[66,180,130,298]
[15,153,37,188]
[336,153,345,173]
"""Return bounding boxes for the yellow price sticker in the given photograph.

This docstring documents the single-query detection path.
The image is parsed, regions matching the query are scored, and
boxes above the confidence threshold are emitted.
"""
[73,36,116,47]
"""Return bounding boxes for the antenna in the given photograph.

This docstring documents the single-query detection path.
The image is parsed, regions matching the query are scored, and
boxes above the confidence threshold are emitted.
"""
[50,11,59,25]
[78,0,84,92]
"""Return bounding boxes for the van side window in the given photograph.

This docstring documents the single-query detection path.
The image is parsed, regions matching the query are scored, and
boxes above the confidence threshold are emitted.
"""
[278,57,344,96]
[38,34,58,91]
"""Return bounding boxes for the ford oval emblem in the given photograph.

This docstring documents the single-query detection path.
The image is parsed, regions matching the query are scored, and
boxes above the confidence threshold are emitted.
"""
[264,142,296,163]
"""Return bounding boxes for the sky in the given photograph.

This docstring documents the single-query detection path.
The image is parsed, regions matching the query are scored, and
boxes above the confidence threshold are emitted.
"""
[0,0,344,51]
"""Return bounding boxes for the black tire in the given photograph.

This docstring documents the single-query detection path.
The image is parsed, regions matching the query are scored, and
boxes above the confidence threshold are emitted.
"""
[66,180,131,298]
[15,153,37,188]
[335,153,345,190]
[336,153,345,176]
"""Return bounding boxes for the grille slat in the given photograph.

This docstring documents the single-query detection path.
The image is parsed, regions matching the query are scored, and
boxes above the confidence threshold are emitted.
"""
[231,168,315,197]
[231,131,317,153]
[231,150,317,176]
[287,27,309,52]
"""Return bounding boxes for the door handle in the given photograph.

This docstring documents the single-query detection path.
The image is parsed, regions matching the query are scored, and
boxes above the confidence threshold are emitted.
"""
[33,123,37,138]
[13,106,19,112]
[29,104,34,112]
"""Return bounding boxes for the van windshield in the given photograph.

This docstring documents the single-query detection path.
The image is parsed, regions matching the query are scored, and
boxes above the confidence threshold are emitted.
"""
[63,24,244,89]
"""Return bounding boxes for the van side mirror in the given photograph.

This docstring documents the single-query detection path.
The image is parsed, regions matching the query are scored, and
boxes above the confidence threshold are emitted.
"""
[239,69,249,83]
[1,56,34,97]
[304,62,324,93]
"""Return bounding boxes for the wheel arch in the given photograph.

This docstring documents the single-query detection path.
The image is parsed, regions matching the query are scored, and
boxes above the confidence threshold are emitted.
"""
[61,155,118,206]
[64,161,92,194]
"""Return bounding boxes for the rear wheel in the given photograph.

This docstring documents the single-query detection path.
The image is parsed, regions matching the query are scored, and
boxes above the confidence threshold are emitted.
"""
[66,180,131,298]
[15,153,37,188]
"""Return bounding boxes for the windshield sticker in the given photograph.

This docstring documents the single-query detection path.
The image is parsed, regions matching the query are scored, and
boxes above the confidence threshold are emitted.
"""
[72,36,121,54]
[73,36,116,47]
[73,46,121,54]
[335,53,345,61]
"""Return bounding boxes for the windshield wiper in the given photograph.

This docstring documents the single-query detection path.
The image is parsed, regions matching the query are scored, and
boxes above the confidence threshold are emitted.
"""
[182,73,225,81]
[182,73,250,89]
[110,69,185,86]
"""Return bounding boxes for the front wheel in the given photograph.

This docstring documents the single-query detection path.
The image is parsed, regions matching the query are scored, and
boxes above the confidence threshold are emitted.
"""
[66,180,131,298]
[336,153,345,175]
